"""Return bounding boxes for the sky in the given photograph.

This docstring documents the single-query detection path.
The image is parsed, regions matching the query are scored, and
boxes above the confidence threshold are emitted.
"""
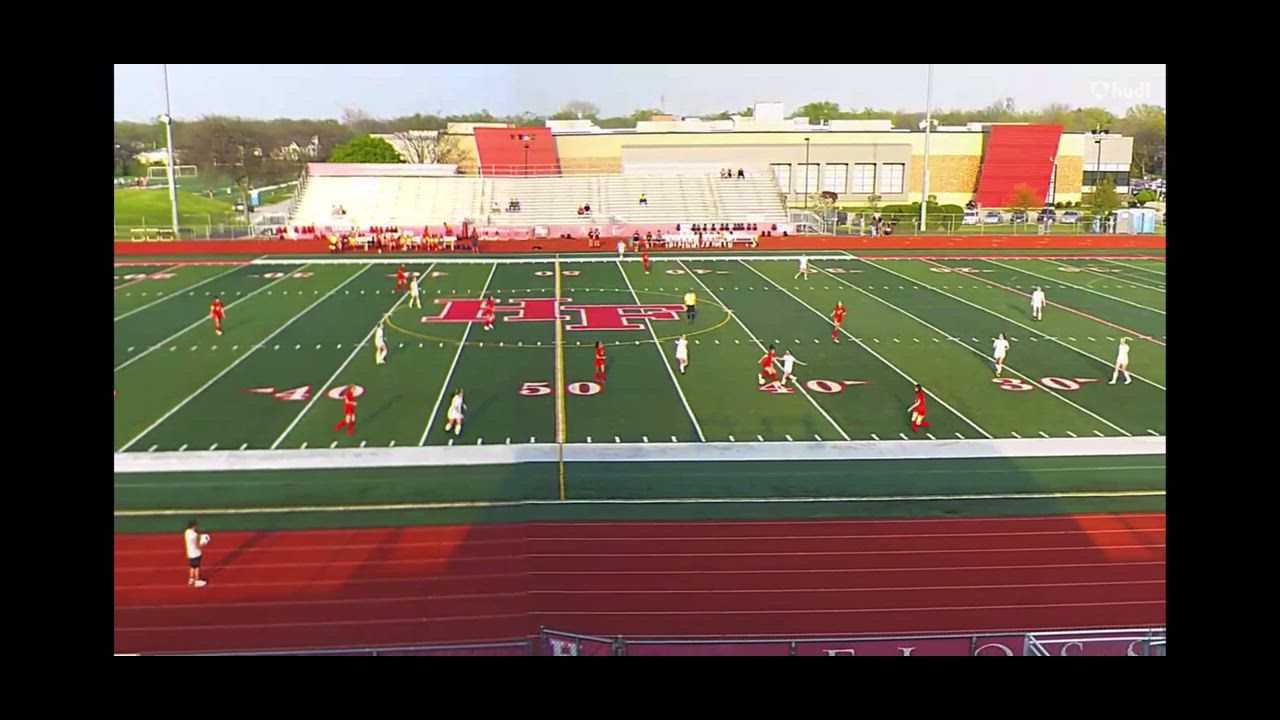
[114,64,1166,122]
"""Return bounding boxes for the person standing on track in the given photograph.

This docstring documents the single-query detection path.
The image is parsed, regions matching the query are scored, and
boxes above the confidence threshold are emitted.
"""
[210,296,225,336]
[183,520,208,587]
[909,383,929,433]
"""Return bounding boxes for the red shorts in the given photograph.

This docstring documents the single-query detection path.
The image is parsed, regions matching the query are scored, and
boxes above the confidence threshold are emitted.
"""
[595,359,605,368]
[344,403,356,415]
[762,365,777,377]
[913,407,926,417]
[834,318,844,325]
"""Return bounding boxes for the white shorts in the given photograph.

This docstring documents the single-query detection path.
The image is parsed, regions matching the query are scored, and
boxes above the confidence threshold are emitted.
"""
[447,410,463,422]
[994,353,1007,362]
[1031,302,1043,310]
[676,351,688,362]
[1116,357,1129,367]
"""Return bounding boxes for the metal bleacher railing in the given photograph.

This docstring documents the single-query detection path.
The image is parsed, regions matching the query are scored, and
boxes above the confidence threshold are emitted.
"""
[143,640,534,656]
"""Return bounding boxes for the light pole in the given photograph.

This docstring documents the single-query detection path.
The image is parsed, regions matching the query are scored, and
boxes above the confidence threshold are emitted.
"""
[1048,155,1058,206]
[803,137,811,210]
[161,64,180,238]
[918,63,934,233]
[1090,125,1110,194]
[519,133,533,176]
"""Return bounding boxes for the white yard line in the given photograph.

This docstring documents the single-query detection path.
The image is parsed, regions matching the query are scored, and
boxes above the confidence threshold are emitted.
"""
[740,260,991,439]
[417,263,498,446]
[984,259,1165,315]
[115,264,246,321]
[829,257,1133,436]
[618,261,705,441]
[116,264,371,452]
[1046,259,1165,292]
[1101,258,1166,277]
[270,264,434,449]
[851,254,1166,392]
[680,260,851,441]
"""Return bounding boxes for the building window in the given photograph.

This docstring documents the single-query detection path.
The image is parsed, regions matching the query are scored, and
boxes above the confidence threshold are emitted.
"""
[852,163,876,193]
[823,164,848,193]
[770,164,791,193]
[879,163,905,194]
[797,164,819,194]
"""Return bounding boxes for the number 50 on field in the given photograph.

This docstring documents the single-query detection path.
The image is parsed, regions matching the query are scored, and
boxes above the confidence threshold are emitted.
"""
[520,381,604,396]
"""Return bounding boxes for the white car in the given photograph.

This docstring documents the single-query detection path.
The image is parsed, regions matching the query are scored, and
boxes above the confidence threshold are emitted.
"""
[983,211,1004,224]
[962,210,980,225]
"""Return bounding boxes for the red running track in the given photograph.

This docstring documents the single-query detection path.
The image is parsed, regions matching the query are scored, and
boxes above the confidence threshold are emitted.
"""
[114,513,1165,654]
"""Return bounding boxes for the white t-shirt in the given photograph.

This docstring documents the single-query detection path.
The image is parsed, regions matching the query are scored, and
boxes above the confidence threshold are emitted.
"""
[1031,290,1045,306]
[448,395,465,417]
[409,277,420,295]
[374,325,384,347]
[184,528,202,560]
[799,256,808,269]
[782,354,797,372]
[993,339,1010,357]
[675,338,688,358]
[1117,343,1130,363]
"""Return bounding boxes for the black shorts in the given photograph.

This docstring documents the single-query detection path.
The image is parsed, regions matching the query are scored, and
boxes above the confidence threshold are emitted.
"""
[686,304,696,315]
[188,555,202,569]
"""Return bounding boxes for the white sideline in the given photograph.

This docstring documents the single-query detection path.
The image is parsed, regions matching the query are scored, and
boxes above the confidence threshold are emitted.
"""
[114,435,1165,474]
[249,254,854,266]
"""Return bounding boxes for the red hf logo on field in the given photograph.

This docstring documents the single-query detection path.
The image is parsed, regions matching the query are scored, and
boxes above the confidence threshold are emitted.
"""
[422,298,687,331]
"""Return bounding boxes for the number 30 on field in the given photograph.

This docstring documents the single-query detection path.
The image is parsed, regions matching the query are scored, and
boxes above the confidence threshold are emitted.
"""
[519,381,603,396]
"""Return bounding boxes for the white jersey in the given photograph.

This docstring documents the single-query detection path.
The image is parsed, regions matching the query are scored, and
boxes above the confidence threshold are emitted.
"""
[184,528,202,560]
[799,256,809,270]
[993,338,1010,358]
[782,354,797,373]
[675,338,689,359]
[1031,290,1045,307]
[448,395,465,419]
[374,325,385,348]
[409,277,420,296]
[1116,342,1130,364]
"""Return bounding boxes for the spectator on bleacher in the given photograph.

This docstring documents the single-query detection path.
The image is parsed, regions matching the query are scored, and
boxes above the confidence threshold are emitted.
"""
[639,193,648,206]
[645,231,653,248]
[578,206,585,216]
[631,231,641,251]
[737,168,745,179]
[584,203,591,214]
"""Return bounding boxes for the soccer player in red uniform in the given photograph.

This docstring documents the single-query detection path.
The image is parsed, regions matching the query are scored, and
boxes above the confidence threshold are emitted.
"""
[482,296,496,331]
[396,264,407,291]
[831,301,846,342]
[594,341,607,383]
[758,345,779,387]
[210,296,225,336]
[642,252,651,274]
[909,383,929,433]
[334,386,358,435]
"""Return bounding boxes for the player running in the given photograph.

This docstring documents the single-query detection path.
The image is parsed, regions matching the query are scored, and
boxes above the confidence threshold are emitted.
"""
[443,389,467,436]
[758,345,780,388]
[909,383,929,433]
[210,296,225,336]
[780,349,807,386]
[1030,286,1046,321]
[374,318,388,365]
[594,341,607,383]
[831,301,846,342]
[407,272,422,309]
[1110,337,1132,385]
[334,385,358,435]
[993,333,1010,377]
[795,255,810,280]
[674,334,689,374]
[482,296,496,331]
[642,251,651,274]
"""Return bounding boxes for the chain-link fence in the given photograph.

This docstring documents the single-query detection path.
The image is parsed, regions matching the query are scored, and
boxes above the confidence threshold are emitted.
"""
[114,212,259,241]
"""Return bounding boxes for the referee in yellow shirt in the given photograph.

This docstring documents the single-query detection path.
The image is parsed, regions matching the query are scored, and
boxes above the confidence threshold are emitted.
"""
[683,290,697,323]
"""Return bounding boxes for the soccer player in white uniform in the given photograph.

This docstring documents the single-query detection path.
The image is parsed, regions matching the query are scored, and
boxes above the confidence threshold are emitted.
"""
[374,319,388,365]
[617,240,627,259]
[444,388,467,436]
[780,349,807,385]
[407,273,422,309]
[674,334,689,374]
[795,255,810,280]
[183,520,209,587]
[1110,337,1132,384]
[992,333,1010,377]
[1030,286,1045,321]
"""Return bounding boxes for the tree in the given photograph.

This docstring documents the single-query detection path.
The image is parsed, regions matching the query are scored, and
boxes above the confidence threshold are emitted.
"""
[1134,189,1158,206]
[1086,175,1122,217]
[551,100,599,120]
[390,130,466,164]
[1008,183,1039,215]
[330,136,404,164]
[791,101,843,123]
[341,107,375,134]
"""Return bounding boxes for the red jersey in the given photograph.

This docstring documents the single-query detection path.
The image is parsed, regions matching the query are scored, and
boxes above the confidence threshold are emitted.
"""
[484,298,495,315]
[913,391,927,414]
[210,300,224,318]
[833,306,846,324]
[761,350,776,370]
[397,266,406,279]
[343,386,357,412]
[595,346,606,365]
[642,253,650,265]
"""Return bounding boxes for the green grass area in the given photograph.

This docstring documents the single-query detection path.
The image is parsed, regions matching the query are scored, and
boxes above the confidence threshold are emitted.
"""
[114,254,1165,533]
[114,188,239,236]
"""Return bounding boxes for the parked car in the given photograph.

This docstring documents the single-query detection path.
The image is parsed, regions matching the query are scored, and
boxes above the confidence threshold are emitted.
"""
[1061,210,1080,223]
[1036,208,1057,223]
[962,209,980,225]
[1010,210,1028,223]
[983,211,1004,224]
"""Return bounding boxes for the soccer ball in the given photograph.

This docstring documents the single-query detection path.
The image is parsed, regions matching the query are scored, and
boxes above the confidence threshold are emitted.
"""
[199,533,211,547]
[757,376,765,386]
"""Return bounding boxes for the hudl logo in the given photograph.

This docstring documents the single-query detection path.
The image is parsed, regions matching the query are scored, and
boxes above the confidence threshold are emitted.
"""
[1089,80,1153,102]
[423,297,687,331]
